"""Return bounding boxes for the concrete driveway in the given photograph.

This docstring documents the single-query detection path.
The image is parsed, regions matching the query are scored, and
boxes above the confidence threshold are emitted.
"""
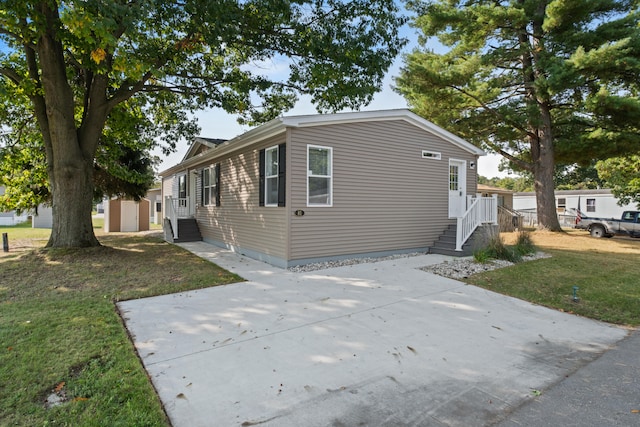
[117,243,627,427]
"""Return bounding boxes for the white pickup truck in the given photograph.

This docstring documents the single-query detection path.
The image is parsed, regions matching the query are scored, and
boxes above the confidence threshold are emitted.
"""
[574,211,640,238]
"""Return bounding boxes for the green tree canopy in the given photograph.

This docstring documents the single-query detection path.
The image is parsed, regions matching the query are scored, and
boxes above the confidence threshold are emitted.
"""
[397,0,640,230]
[0,0,405,247]
[0,96,163,213]
[596,155,640,208]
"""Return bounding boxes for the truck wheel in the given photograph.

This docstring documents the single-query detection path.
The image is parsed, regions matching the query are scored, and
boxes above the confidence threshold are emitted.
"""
[590,225,605,238]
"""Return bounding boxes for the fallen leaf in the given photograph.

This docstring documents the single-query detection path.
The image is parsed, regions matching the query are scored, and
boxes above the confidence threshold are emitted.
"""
[631,409,640,413]
[73,397,89,402]
[176,393,187,399]
[54,382,65,392]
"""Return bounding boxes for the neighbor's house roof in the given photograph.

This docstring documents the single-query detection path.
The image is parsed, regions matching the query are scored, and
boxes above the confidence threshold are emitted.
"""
[514,189,614,197]
[159,109,486,177]
[477,184,514,195]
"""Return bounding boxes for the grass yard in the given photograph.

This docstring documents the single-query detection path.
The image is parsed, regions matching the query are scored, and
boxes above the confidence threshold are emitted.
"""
[1,224,638,426]
[0,231,242,426]
[466,229,640,326]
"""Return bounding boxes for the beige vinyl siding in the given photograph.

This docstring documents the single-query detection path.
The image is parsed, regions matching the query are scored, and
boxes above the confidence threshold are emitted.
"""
[194,135,288,261]
[288,120,478,262]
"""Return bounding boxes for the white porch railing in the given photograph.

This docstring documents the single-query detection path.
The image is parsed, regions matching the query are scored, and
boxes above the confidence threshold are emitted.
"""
[164,196,190,240]
[456,194,498,251]
[165,196,179,240]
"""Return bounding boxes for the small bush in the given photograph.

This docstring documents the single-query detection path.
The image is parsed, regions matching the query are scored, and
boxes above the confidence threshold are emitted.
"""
[473,248,492,263]
[485,234,522,263]
[514,230,536,256]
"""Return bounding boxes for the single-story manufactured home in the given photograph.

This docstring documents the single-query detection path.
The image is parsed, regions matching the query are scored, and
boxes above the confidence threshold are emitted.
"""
[160,109,497,267]
[514,189,638,227]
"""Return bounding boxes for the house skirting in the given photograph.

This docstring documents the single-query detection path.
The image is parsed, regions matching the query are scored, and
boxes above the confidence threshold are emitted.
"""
[203,237,289,268]
[203,237,431,268]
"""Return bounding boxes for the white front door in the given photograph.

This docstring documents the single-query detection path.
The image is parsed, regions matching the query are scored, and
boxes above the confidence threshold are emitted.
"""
[448,159,467,218]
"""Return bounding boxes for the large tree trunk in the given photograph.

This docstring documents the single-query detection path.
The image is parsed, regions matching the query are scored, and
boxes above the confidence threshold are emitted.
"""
[520,1,562,232]
[46,154,100,248]
[533,130,562,231]
[38,2,100,248]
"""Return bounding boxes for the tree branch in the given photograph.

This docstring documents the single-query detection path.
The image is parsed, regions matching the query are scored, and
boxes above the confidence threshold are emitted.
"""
[484,139,532,172]
[447,83,537,140]
[0,67,22,85]
[23,36,54,174]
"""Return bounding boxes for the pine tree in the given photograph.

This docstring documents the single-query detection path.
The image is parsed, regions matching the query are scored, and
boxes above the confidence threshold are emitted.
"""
[397,0,640,230]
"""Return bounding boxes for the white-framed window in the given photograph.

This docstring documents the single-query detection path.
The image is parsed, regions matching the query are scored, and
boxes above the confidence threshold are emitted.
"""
[265,145,279,206]
[557,198,566,212]
[201,164,219,206]
[422,150,442,160]
[586,198,596,212]
[307,145,332,206]
[259,143,285,207]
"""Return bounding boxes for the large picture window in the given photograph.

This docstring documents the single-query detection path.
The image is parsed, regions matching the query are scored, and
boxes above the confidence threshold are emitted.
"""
[307,145,332,206]
[201,164,220,206]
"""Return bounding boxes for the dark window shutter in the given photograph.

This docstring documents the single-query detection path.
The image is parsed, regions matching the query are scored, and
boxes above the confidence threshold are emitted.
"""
[215,163,221,206]
[200,168,205,205]
[259,149,265,206]
[278,143,286,207]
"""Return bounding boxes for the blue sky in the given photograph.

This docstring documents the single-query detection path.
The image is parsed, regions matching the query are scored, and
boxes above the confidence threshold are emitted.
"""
[0,7,505,178]
[156,15,507,178]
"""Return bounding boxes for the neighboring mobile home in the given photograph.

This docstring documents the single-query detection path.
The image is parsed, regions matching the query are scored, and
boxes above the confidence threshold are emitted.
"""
[514,189,638,227]
[0,186,29,226]
[160,109,496,267]
[32,205,53,228]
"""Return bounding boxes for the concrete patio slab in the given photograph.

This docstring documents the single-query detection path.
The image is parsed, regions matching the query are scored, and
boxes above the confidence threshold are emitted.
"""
[118,243,627,426]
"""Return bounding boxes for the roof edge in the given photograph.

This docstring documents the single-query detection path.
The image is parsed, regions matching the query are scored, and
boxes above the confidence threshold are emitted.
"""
[159,109,484,176]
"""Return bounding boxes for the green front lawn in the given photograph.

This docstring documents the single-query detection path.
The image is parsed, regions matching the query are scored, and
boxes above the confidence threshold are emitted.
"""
[466,230,640,326]
[1,227,638,425]
[0,234,242,426]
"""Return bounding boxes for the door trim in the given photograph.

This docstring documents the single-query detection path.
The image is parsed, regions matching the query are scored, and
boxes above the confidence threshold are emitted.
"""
[448,159,467,218]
